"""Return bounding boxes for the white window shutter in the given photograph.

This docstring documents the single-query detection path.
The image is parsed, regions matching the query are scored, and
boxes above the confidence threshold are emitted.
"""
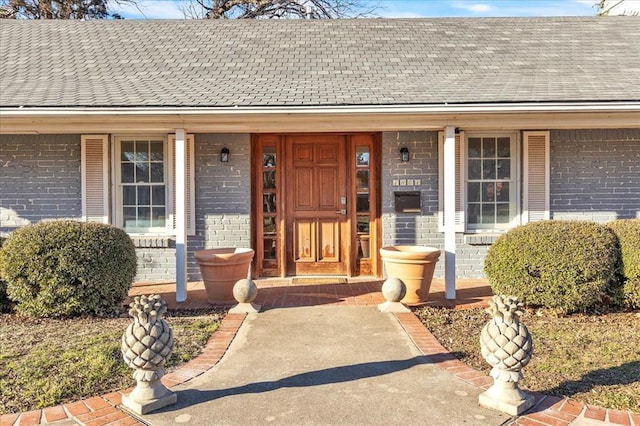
[438,131,465,232]
[81,135,109,223]
[522,131,550,223]
[168,134,196,236]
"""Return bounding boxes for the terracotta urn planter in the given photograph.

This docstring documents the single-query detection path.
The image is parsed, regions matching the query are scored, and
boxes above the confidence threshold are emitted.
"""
[379,246,441,305]
[194,248,255,304]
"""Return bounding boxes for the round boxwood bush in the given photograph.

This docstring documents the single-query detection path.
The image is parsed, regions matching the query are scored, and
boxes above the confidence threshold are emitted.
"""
[484,220,620,314]
[608,219,640,309]
[0,220,137,318]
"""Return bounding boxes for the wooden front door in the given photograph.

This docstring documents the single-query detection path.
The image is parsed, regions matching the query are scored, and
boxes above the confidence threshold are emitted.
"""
[285,135,348,275]
[252,133,380,278]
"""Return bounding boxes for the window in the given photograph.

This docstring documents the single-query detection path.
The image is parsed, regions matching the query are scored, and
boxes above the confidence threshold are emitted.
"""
[465,135,517,230]
[81,133,195,236]
[116,137,168,233]
[438,130,549,233]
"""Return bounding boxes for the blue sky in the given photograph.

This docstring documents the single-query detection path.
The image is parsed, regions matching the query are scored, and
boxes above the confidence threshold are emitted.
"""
[113,0,624,19]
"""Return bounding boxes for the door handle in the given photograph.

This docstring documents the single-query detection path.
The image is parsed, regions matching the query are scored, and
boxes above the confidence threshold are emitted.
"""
[336,209,346,215]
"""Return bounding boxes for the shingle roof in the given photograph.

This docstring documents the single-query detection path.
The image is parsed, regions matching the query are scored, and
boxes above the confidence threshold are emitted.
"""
[1,17,639,108]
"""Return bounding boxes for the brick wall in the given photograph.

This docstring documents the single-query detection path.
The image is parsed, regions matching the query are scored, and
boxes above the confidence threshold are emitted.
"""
[550,129,640,222]
[380,131,490,278]
[186,133,252,280]
[0,134,81,235]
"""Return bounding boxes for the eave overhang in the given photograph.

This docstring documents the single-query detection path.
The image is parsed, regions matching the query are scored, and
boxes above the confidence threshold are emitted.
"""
[1,102,639,134]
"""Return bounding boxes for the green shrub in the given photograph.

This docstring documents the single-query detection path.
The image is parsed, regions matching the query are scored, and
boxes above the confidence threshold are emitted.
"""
[0,236,11,313]
[608,219,640,309]
[484,220,620,314]
[0,221,137,318]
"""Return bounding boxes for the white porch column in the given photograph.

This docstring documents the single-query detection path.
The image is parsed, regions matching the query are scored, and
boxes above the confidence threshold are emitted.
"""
[175,128,188,302]
[444,126,456,300]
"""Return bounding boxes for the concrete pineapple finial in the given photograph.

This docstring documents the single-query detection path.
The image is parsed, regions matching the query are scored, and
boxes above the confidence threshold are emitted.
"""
[121,294,177,414]
[479,294,534,415]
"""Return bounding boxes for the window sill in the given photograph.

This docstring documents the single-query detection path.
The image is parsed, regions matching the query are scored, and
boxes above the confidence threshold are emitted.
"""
[464,233,502,246]
[130,236,175,248]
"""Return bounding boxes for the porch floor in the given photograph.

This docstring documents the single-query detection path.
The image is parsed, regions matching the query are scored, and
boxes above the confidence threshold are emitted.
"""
[128,277,493,311]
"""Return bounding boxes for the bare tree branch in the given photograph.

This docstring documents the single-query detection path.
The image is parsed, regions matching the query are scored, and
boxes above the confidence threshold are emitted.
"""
[0,0,136,19]
[178,0,379,19]
[595,0,639,16]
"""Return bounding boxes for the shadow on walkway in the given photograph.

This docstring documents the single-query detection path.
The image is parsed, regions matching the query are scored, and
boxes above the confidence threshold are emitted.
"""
[155,356,430,412]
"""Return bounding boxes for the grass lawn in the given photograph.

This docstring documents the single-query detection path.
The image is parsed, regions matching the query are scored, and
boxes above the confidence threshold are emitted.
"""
[0,309,226,415]
[414,306,640,412]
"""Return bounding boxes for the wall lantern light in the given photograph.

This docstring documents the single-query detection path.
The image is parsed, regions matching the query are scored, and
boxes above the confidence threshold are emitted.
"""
[220,147,230,163]
[400,147,410,162]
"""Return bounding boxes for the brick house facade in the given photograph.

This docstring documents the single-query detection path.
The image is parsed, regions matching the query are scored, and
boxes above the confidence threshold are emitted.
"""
[1,18,639,299]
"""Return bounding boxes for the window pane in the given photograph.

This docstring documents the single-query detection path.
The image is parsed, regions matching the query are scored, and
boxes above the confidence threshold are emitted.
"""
[137,186,150,205]
[483,159,496,179]
[468,138,481,158]
[263,193,276,213]
[356,170,369,190]
[121,163,134,183]
[496,203,510,224]
[497,159,510,179]
[150,141,163,161]
[496,182,509,202]
[263,171,276,190]
[467,182,480,202]
[150,163,164,183]
[482,138,496,157]
[151,207,165,227]
[135,163,149,183]
[138,207,151,224]
[134,141,149,162]
[121,142,135,161]
[263,238,277,259]
[263,217,276,234]
[468,204,480,225]
[152,186,165,205]
[263,147,276,167]
[482,204,495,224]
[468,159,482,179]
[356,148,369,166]
[123,186,136,205]
[356,194,369,213]
[123,207,136,226]
[482,182,495,202]
[497,137,510,157]
[357,217,369,233]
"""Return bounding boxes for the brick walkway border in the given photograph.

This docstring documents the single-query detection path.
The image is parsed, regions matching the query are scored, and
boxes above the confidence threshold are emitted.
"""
[2,308,638,425]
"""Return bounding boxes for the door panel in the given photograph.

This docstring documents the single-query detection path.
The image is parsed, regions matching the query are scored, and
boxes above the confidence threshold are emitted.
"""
[318,167,338,209]
[294,220,315,261]
[294,167,314,209]
[319,219,339,261]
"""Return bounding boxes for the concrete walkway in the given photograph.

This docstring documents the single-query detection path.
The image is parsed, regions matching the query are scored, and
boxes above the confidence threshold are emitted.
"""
[140,306,511,426]
[4,280,638,425]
